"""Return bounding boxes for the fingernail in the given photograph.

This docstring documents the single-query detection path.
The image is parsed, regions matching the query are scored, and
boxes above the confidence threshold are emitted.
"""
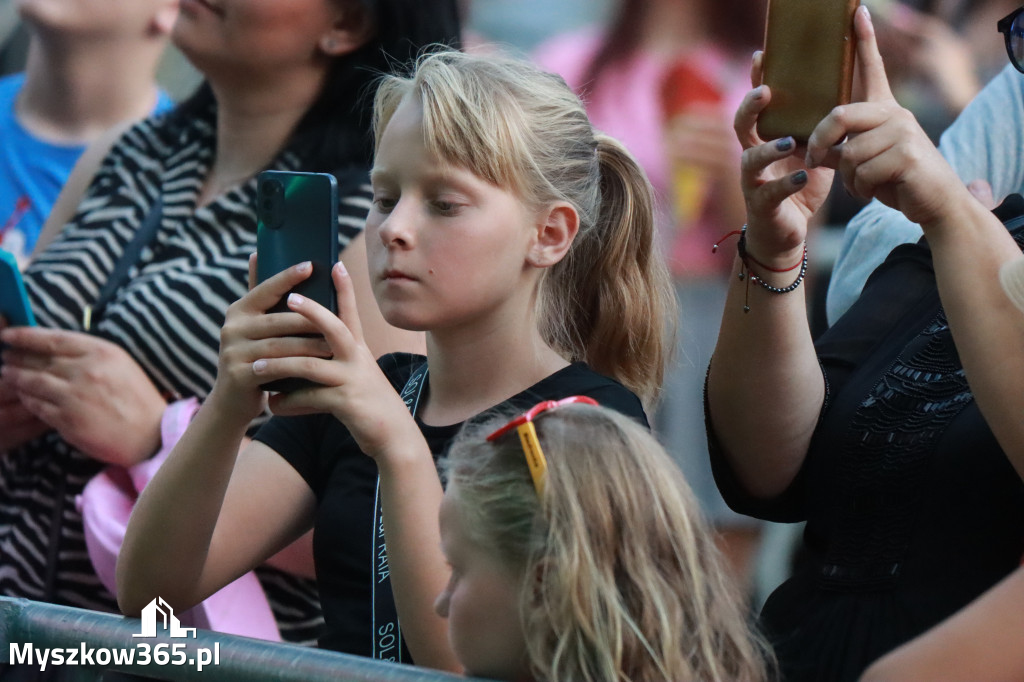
[805,152,818,169]
[296,261,312,273]
[252,359,267,374]
[334,260,347,275]
[861,4,871,21]
[775,137,794,152]
[288,293,305,306]
[752,85,766,99]
[792,170,808,185]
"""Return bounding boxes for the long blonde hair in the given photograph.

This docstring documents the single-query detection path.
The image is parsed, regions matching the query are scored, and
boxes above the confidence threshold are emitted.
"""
[444,403,773,682]
[372,50,675,405]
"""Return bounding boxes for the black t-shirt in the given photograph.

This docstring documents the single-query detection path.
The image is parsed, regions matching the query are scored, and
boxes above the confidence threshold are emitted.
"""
[707,212,1024,682]
[253,352,647,657]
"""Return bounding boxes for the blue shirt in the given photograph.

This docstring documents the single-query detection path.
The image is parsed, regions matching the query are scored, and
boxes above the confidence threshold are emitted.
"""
[0,73,174,264]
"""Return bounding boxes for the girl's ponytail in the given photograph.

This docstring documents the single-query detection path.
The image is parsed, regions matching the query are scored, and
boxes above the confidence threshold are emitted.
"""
[542,135,674,405]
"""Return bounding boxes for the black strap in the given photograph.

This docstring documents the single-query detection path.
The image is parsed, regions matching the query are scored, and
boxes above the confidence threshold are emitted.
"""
[86,197,163,329]
[371,361,428,663]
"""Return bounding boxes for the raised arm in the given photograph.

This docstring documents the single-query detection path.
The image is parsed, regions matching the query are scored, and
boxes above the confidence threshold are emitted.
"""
[806,6,1024,477]
[238,261,457,672]
[827,62,1024,324]
[860,567,1024,682]
[117,261,324,614]
[705,54,835,500]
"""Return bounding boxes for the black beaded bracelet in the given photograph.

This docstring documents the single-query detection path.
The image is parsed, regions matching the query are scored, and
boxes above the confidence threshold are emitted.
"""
[713,225,808,312]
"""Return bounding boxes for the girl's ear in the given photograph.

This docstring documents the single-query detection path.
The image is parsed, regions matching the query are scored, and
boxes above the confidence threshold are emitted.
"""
[527,203,579,269]
[319,2,375,57]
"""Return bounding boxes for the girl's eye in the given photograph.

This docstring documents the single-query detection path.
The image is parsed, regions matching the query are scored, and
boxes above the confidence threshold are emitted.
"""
[432,200,461,216]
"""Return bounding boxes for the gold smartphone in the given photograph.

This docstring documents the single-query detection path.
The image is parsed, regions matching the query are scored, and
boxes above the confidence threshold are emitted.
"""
[757,0,860,143]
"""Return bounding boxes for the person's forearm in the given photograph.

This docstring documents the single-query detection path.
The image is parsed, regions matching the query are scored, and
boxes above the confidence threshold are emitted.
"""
[707,252,825,499]
[376,432,461,673]
[116,394,249,615]
[924,199,1024,476]
[860,567,1024,682]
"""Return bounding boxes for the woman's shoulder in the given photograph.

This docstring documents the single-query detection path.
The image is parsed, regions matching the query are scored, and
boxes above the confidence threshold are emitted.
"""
[94,107,211,179]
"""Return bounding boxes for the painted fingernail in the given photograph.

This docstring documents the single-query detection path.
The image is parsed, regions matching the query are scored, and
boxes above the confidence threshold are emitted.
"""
[288,293,305,306]
[792,170,808,185]
[775,137,795,152]
[296,261,312,273]
[253,359,267,374]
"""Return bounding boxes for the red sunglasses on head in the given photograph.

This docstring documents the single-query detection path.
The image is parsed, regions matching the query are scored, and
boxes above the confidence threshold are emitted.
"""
[486,396,599,496]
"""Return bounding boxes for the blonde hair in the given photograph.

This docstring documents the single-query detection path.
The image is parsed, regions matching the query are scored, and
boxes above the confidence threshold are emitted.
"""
[372,50,675,405]
[444,404,773,682]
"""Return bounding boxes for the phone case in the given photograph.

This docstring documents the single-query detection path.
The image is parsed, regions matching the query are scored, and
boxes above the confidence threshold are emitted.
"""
[757,0,859,143]
[255,171,339,392]
[0,249,35,327]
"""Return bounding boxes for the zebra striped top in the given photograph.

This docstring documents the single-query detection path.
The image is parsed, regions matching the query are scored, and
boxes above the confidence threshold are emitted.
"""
[0,106,371,646]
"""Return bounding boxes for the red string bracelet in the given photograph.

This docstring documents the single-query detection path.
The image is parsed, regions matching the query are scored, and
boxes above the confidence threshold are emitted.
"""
[712,225,808,312]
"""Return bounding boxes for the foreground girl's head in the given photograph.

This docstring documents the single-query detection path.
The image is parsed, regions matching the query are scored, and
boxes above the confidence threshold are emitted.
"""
[370,50,674,404]
[439,401,771,682]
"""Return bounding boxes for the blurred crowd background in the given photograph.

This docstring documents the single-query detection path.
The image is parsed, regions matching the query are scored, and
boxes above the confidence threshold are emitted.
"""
[0,0,1016,608]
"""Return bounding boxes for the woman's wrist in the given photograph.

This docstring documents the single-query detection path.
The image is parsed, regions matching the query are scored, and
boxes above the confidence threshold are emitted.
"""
[742,222,806,271]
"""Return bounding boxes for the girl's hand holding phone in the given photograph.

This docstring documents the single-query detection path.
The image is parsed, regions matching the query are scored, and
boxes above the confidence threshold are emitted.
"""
[206,256,332,426]
[252,260,419,463]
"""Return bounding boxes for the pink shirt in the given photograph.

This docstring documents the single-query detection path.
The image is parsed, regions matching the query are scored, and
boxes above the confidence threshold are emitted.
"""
[535,30,749,276]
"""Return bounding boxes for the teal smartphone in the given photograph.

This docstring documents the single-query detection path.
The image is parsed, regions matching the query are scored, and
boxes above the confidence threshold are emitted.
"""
[255,170,339,392]
[0,249,35,327]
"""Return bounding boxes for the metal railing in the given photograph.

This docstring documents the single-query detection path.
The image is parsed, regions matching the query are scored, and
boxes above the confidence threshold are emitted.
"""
[0,597,476,682]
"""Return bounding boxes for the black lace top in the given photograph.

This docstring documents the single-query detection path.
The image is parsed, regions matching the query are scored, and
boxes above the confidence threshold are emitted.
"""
[708,215,1024,682]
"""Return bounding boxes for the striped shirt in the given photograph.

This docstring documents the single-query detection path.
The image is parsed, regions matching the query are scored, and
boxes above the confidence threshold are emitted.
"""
[0,105,370,645]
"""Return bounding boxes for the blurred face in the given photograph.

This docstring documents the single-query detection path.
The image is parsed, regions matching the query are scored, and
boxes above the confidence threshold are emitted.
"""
[436,489,531,681]
[366,94,540,332]
[17,0,173,38]
[171,0,344,75]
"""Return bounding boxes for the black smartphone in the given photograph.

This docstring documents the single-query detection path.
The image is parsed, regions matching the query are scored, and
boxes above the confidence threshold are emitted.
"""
[757,0,859,143]
[255,170,339,392]
[0,249,35,328]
